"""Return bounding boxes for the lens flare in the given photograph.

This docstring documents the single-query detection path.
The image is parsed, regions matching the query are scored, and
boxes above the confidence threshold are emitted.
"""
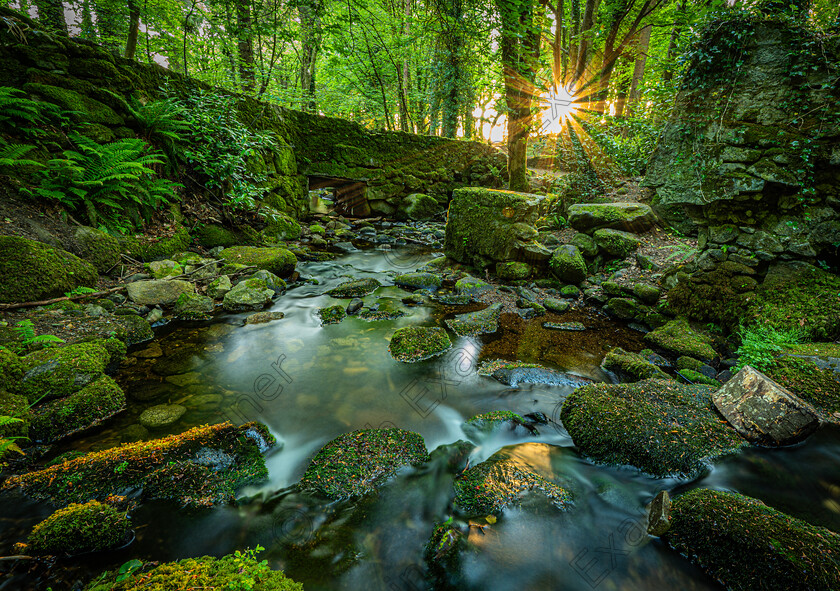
[539,86,578,134]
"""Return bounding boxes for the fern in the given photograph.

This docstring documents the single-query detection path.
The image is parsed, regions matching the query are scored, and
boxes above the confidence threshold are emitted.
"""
[125,96,189,173]
[0,140,42,171]
[0,86,62,138]
[12,320,64,353]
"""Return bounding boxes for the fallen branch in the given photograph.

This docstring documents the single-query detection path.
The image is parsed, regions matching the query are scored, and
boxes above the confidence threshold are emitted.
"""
[0,286,127,310]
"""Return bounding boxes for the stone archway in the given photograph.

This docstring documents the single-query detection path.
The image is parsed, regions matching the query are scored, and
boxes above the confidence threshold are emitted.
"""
[307,175,370,217]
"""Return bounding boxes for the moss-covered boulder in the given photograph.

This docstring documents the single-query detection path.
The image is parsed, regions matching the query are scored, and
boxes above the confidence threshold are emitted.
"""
[561,379,745,477]
[247,269,287,295]
[25,500,130,555]
[662,489,840,590]
[300,428,429,498]
[29,375,125,442]
[602,347,670,382]
[389,326,452,362]
[453,449,572,516]
[20,340,112,401]
[221,278,274,312]
[317,305,346,325]
[147,259,182,279]
[120,226,191,262]
[138,403,186,429]
[326,277,381,298]
[115,315,154,346]
[444,187,544,269]
[174,293,215,319]
[394,272,443,290]
[454,275,490,296]
[85,551,303,590]
[207,275,232,299]
[0,236,98,304]
[766,356,840,422]
[748,263,840,340]
[461,410,538,439]
[192,224,242,248]
[126,279,194,306]
[0,390,31,438]
[400,192,440,220]
[567,202,656,234]
[424,522,470,591]
[218,246,297,278]
[549,245,587,284]
[644,318,717,362]
[264,211,302,240]
[495,261,532,280]
[593,228,641,258]
[73,226,121,273]
[0,346,24,392]
[445,303,502,337]
[2,422,275,507]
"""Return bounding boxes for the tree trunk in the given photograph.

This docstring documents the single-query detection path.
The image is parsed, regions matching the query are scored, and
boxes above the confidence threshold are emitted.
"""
[34,0,67,35]
[663,0,686,82]
[627,24,651,115]
[573,0,597,86]
[79,0,96,40]
[236,0,256,93]
[124,0,141,60]
[299,0,323,111]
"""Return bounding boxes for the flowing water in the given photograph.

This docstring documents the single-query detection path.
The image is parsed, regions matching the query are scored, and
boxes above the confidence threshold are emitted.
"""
[2,246,840,590]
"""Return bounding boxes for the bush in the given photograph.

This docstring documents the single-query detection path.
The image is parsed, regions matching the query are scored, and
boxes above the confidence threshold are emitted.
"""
[735,324,803,372]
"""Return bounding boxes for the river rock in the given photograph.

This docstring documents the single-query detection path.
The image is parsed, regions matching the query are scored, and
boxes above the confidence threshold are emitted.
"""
[207,275,232,299]
[244,311,285,325]
[174,293,215,319]
[148,259,182,279]
[394,272,442,290]
[139,403,187,428]
[445,303,502,337]
[389,327,451,362]
[218,246,297,277]
[567,202,656,233]
[126,279,195,306]
[647,490,671,536]
[327,277,380,298]
[549,245,587,284]
[712,365,822,446]
[593,228,641,258]
[222,278,274,312]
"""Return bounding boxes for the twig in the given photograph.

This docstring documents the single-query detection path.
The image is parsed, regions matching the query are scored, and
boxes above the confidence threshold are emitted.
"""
[0,286,127,310]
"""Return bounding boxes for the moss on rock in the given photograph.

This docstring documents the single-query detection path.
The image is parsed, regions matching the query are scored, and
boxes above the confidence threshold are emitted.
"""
[394,272,443,290]
[26,500,130,555]
[389,326,452,362]
[29,375,126,442]
[765,357,840,421]
[561,379,745,477]
[86,551,303,590]
[2,422,275,507]
[173,293,215,319]
[120,226,191,262]
[19,340,112,401]
[593,228,641,258]
[73,226,121,273]
[0,236,98,304]
[218,246,297,278]
[192,224,243,248]
[549,245,587,284]
[644,318,717,362]
[300,427,429,498]
[663,488,840,590]
[602,347,670,382]
[326,277,381,298]
[318,305,346,325]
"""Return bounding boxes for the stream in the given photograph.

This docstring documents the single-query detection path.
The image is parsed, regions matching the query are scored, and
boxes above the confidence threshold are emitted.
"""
[2,246,839,590]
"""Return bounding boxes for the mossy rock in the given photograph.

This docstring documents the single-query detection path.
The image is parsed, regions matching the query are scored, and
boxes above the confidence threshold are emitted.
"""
[424,522,470,590]
[247,270,287,295]
[115,315,154,346]
[593,228,641,258]
[147,260,182,279]
[221,278,274,312]
[0,390,32,438]
[666,264,754,331]
[20,341,112,402]
[394,272,443,290]
[389,326,452,362]
[454,275,490,296]
[662,488,840,590]
[120,226,191,262]
[400,192,440,220]
[327,277,381,298]
[357,298,405,321]
[561,379,745,477]
[2,422,275,507]
[644,318,717,362]
[85,552,303,591]
[23,82,123,125]
[748,264,840,340]
[566,202,656,234]
[549,245,587,284]
[318,305,346,325]
[0,236,98,304]
[678,368,721,387]
[29,375,126,443]
[495,261,532,280]
[300,428,429,498]
[766,357,840,422]
[453,449,572,516]
[445,303,502,337]
[192,224,242,248]
[26,500,130,555]
[602,347,670,382]
[461,410,534,439]
[73,226,121,273]
[138,403,186,429]
[218,246,297,278]
[125,279,194,306]
[174,293,215,319]
[0,346,24,392]
[263,211,302,240]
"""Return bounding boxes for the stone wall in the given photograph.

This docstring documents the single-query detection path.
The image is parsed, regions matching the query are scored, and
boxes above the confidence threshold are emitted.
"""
[644,17,840,268]
[0,8,505,220]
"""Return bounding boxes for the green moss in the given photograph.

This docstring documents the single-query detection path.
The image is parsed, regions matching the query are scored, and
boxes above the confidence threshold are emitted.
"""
[0,346,24,392]
[0,390,31,438]
[318,305,346,325]
[644,318,717,362]
[461,410,531,437]
[453,453,572,516]
[663,488,840,590]
[300,428,429,498]
[495,261,532,280]
[388,326,452,362]
[218,246,297,278]
[394,272,443,290]
[0,236,98,304]
[561,379,745,477]
[602,347,670,382]
[2,422,275,507]
[667,266,754,331]
[445,303,502,337]
[765,357,840,420]
[19,340,112,401]
[74,227,121,273]
[786,342,840,358]
[22,82,123,125]
[748,266,840,340]
[326,277,381,298]
[192,224,243,248]
[29,375,126,443]
[26,500,130,555]
[424,522,468,590]
[264,211,302,240]
[115,314,154,346]
[86,552,303,591]
[592,228,640,258]
[678,368,721,387]
[120,226,191,262]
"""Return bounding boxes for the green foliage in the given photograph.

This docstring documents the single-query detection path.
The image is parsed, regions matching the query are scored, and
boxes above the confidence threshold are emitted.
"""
[27,133,179,231]
[0,415,26,461]
[126,96,189,171]
[12,319,64,352]
[0,141,42,173]
[735,324,803,372]
[583,116,663,176]
[0,86,63,139]
[167,88,273,212]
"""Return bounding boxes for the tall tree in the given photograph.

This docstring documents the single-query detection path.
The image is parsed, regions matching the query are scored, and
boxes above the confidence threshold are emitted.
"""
[236,0,256,92]
[125,0,141,59]
[299,0,324,111]
[496,0,545,191]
